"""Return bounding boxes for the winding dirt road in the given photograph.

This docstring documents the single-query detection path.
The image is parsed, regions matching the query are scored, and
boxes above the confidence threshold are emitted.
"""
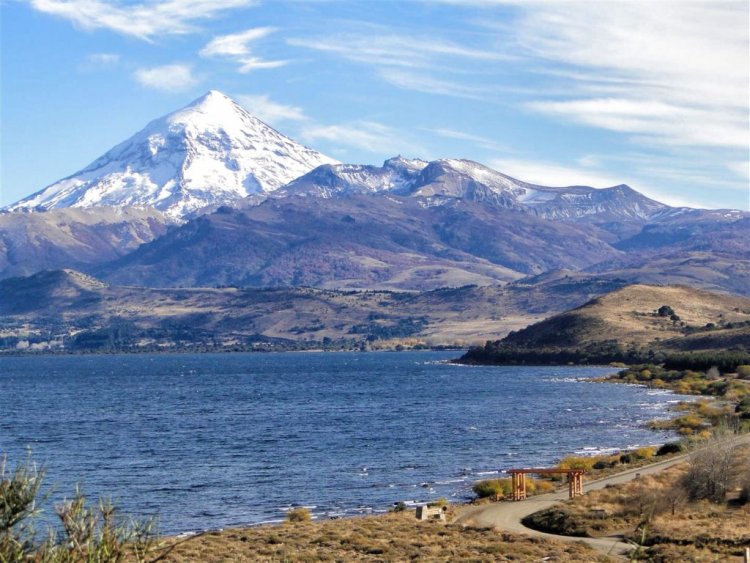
[453,434,750,560]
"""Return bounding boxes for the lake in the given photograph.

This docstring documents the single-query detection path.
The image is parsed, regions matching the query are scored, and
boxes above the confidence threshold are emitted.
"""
[0,351,688,534]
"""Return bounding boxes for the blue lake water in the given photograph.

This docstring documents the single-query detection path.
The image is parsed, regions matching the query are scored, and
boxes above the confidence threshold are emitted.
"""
[0,351,688,534]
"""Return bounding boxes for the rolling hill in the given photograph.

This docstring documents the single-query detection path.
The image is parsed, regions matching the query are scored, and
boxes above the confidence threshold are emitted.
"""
[460,284,750,365]
[0,269,629,353]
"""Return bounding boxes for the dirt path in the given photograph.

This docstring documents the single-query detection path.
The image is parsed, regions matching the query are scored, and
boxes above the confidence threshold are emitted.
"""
[453,434,750,560]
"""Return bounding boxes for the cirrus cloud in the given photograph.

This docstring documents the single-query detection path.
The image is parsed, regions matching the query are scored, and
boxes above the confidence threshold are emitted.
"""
[236,94,307,124]
[133,64,199,92]
[29,0,257,41]
[200,27,287,73]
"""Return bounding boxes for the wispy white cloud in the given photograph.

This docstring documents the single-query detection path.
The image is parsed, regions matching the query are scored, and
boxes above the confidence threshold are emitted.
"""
[133,63,198,92]
[490,157,622,189]
[236,58,287,73]
[288,33,510,69]
[424,127,508,153]
[527,98,747,149]
[200,27,287,73]
[727,161,750,180]
[288,30,507,98]
[300,120,425,156]
[378,69,485,100]
[78,52,120,72]
[200,27,272,57]
[236,94,307,124]
[507,1,749,152]
[29,0,257,40]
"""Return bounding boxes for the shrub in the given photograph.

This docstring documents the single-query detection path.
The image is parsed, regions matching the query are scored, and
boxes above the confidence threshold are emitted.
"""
[557,456,597,472]
[632,447,657,460]
[392,502,407,513]
[0,455,157,562]
[472,479,510,499]
[737,365,750,379]
[286,507,312,522]
[657,305,675,317]
[735,397,750,419]
[528,480,555,494]
[428,498,449,508]
[472,477,555,499]
[656,442,685,456]
[739,483,750,505]
[0,454,44,560]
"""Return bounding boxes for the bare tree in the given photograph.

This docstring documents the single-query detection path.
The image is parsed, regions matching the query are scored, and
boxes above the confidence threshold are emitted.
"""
[680,435,734,503]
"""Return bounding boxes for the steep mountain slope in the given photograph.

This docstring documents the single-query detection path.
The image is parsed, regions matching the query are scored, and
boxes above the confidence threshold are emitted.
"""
[587,215,750,295]
[6,91,336,220]
[95,194,621,290]
[0,207,168,279]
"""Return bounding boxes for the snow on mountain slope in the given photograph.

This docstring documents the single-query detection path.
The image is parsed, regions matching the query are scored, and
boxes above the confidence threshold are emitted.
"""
[525,184,670,221]
[281,156,428,197]
[7,91,337,221]
[282,155,671,223]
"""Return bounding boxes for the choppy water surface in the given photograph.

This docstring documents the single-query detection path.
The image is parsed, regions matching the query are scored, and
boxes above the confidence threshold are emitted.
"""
[0,351,688,533]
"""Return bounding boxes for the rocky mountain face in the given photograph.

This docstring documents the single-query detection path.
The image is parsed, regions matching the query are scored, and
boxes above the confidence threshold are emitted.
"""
[6,91,337,221]
[283,157,672,228]
[0,207,168,279]
[94,194,624,290]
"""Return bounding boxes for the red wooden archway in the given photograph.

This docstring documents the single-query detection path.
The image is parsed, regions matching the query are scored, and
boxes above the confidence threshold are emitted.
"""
[506,468,584,501]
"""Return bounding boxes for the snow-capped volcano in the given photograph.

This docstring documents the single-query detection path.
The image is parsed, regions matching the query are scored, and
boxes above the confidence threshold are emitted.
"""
[7,90,337,220]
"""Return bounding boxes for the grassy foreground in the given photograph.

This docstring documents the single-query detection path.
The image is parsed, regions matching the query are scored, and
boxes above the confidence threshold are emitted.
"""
[159,511,610,562]
[522,442,750,561]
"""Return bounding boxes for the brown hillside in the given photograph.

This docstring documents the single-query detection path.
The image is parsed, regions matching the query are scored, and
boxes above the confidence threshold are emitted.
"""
[502,284,750,352]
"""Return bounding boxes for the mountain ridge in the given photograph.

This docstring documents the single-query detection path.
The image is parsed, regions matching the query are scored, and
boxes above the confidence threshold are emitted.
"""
[2,90,747,298]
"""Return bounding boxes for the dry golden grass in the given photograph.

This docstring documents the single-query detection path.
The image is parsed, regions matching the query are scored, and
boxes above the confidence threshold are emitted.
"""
[524,445,750,561]
[556,284,750,348]
[157,511,612,562]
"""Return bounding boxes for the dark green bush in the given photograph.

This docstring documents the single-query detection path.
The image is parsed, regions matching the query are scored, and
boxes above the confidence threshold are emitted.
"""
[592,460,615,470]
[656,442,685,456]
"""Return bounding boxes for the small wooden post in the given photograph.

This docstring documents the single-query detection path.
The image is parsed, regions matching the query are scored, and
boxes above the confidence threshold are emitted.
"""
[744,546,749,563]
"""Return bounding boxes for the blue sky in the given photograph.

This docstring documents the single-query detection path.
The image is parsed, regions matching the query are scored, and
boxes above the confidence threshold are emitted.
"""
[2,0,748,210]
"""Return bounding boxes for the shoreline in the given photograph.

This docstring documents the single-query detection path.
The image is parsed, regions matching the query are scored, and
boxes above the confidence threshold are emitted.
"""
[5,354,733,542]
[0,345,468,358]
[158,433,698,549]
[159,373,690,538]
